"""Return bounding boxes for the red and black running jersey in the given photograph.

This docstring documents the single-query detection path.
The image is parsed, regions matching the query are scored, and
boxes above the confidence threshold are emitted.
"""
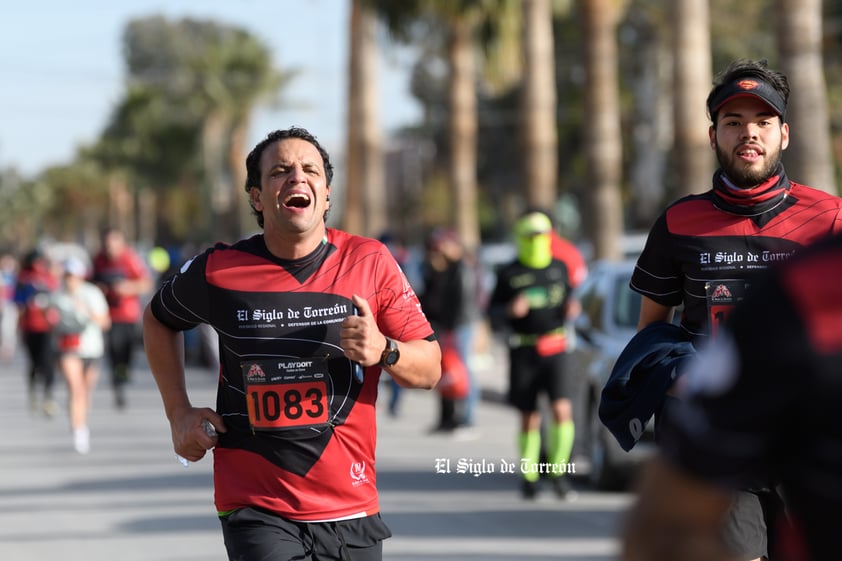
[631,181,842,340]
[149,229,434,521]
[660,232,842,561]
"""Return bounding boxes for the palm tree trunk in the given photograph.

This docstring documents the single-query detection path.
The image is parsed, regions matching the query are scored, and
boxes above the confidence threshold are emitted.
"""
[448,17,481,252]
[109,175,136,241]
[344,0,385,236]
[776,0,837,194]
[627,14,669,229]
[202,110,231,241]
[579,0,624,260]
[521,0,558,211]
[229,120,250,238]
[672,0,714,198]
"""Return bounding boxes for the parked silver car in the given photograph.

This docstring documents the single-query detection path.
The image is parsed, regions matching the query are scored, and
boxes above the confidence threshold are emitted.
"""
[570,259,656,490]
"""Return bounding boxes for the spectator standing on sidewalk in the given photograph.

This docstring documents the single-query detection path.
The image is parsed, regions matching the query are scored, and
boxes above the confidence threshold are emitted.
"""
[420,228,481,433]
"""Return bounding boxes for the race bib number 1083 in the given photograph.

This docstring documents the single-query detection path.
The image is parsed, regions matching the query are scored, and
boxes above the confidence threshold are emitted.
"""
[242,358,330,431]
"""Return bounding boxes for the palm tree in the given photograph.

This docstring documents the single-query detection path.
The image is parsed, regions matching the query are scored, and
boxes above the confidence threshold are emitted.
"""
[114,16,289,242]
[366,0,485,251]
[578,0,625,260]
[671,0,714,198]
[369,0,570,251]
[192,24,289,240]
[776,0,837,194]
[520,0,558,211]
[344,0,386,237]
[447,13,482,252]
[623,2,670,230]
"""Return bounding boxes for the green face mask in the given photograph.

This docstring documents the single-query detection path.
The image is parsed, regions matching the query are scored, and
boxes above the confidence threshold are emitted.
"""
[514,212,553,268]
[517,232,552,268]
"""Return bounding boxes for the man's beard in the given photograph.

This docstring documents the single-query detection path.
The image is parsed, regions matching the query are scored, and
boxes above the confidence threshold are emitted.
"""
[715,141,782,188]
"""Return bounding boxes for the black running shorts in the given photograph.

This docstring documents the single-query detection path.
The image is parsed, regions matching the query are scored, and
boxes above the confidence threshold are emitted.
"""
[507,346,573,412]
[220,508,392,561]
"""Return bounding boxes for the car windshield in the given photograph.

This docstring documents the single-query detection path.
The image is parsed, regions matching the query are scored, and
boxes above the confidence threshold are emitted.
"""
[612,273,641,329]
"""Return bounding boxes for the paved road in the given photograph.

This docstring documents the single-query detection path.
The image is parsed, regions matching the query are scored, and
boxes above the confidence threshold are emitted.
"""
[0,337,631,561]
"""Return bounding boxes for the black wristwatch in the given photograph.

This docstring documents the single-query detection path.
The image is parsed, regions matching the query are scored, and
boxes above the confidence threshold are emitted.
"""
[379,337,400,367]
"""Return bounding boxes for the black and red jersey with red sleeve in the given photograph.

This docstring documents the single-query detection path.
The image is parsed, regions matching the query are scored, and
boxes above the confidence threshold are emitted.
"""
[149,228,434,521]
[630,181,842,340]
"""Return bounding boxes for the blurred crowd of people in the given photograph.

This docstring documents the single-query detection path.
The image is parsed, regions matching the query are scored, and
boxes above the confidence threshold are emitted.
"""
[1,228,153,454]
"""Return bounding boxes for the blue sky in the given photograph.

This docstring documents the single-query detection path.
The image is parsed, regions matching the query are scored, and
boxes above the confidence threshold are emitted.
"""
[0,0,421,177]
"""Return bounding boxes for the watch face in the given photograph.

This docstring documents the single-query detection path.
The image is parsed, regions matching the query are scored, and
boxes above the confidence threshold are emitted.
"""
[381,339,400,367]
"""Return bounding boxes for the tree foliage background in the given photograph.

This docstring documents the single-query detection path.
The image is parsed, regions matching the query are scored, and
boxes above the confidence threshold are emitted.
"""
[0,0,839,261]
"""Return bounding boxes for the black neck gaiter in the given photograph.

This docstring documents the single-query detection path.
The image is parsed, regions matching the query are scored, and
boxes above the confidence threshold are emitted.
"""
[712,163,791,217]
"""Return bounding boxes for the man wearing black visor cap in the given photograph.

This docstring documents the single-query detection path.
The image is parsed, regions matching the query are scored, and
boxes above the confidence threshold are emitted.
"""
[708,74,787,121]
[614,59,842,561]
